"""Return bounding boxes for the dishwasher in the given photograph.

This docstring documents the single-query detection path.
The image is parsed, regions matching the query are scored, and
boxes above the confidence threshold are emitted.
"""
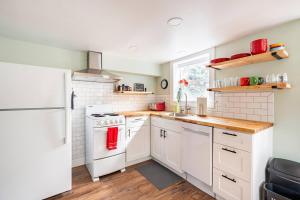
[181,122,213,186]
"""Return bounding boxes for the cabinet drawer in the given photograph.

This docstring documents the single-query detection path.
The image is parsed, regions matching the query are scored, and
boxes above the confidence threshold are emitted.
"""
[213,168,250,200]
[151,116,183,133]
[126,116,150,128]
[214,128,252,152]
[213,143,251,181]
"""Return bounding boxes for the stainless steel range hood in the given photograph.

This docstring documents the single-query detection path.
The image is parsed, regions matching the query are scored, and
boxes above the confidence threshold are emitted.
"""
[72,51,122,83]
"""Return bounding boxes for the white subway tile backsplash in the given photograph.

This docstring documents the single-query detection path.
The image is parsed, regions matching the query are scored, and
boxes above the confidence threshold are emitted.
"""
[254,97,268,103]
[240,96,253,102]
[247,102,261,109]
[247,114,261,121]
[208,92,274,123]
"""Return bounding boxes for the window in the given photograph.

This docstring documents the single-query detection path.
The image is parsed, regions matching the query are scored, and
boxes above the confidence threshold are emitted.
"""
[171,49,215,107]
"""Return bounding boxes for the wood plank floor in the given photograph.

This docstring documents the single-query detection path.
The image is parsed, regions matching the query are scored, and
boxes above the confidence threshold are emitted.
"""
[48,160,215,200]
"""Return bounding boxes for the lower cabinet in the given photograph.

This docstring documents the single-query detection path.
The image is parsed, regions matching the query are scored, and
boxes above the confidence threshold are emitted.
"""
[213,168,250,200]
[126,125,150,163]
[151,125,182,173]
[126,117,150,164]
[213,127,273,200]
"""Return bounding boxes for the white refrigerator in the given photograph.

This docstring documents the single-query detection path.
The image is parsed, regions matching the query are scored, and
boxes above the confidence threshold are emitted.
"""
[0,62,72,200]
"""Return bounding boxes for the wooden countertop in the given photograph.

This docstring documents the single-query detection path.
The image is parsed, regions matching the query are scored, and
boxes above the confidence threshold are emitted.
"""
[118,111,273,134]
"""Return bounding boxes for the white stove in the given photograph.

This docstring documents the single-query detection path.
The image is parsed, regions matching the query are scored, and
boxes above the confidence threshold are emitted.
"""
[85,105,126,182]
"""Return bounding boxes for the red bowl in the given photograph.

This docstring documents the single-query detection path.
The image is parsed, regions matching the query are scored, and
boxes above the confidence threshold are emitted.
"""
[230,53,251,60]
[210,58,230,64]
[250,38,268,55]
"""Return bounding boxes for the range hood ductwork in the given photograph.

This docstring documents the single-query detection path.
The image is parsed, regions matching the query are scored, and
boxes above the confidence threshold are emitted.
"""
[72,51,122,83]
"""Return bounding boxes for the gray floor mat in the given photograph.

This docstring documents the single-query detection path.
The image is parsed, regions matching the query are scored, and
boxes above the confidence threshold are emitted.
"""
[136,161,183,190]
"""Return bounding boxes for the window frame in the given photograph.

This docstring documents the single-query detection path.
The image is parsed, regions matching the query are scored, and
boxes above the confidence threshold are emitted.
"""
[170,48,215,108]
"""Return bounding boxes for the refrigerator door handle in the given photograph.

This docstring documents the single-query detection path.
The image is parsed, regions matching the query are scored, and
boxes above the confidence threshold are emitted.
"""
[64,72,72,144]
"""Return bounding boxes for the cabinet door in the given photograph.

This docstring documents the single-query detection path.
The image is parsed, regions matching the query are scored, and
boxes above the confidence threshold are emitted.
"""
[126,125,150,163]
[151,125,163,162]
[213,168,250,200]
[164,130,182,172]
[213,143,251,181]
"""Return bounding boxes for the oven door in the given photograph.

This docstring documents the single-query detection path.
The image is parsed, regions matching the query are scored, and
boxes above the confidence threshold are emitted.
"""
[93,125,125,160]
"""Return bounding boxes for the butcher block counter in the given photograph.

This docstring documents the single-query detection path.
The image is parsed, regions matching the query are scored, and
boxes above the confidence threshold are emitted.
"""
[118,111,273,134]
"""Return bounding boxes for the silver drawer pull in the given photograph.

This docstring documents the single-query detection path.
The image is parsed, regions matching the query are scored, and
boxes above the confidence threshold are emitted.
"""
[222,147,237,154]
[132,118,144,122]
[222,174,236,183]
[183,127,209,136]
[222,132,237,136]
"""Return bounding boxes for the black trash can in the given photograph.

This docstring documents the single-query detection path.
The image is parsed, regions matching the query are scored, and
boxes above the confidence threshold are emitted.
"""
[264,158,300,200]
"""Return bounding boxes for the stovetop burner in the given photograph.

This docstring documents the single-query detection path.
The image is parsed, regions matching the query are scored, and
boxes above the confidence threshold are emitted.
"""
[90,113,119,117]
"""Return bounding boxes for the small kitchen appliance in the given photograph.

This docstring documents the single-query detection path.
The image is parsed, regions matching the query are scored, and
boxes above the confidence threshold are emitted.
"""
[149,102,166,111]
[197,97,207,117]
[85,105,126,182]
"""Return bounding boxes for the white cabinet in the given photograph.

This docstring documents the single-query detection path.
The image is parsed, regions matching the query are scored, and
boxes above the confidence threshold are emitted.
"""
[213,168,250,200]
[151,117,182,173]
[126,116,150,165]
[213,143,251,181]
[151,125,164,161]
[164,130,182,172]
[213,127,273,200]
[181,123,213,186]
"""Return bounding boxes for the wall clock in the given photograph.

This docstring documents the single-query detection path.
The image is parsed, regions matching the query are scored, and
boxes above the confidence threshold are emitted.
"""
[160,79,168,89]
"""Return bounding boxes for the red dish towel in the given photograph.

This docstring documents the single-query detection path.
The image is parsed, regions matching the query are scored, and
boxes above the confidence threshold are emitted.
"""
[106,127,118,150]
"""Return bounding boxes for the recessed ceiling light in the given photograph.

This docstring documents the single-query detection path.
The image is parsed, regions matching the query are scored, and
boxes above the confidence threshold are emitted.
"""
[167,17,183,26]
[128,45,137,51]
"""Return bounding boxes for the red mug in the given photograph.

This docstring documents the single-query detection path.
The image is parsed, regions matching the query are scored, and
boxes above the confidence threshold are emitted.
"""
[250,38,268,55]
[240,77,250,86]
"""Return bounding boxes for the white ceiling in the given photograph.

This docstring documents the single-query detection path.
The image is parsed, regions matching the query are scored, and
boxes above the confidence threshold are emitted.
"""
[0,0,300,63]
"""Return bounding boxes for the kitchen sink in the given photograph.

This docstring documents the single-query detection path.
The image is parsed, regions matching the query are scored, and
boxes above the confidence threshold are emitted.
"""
[168,112,189,117]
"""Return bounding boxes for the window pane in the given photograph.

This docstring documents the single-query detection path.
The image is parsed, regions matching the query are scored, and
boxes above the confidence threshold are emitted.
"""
[179,63,209,101]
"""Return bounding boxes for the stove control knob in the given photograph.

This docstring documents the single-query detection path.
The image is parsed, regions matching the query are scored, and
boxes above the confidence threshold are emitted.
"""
[119,119,123,123]
[110,119,114,124]
[105,120,109,125]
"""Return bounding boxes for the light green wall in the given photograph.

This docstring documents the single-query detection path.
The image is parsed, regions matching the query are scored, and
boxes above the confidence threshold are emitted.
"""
[103,53,161,77]
[0,35,86,70]
[113,71,157,92]
[216,19,300,162]
[156,62,171,95]
[0,35,158,93]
